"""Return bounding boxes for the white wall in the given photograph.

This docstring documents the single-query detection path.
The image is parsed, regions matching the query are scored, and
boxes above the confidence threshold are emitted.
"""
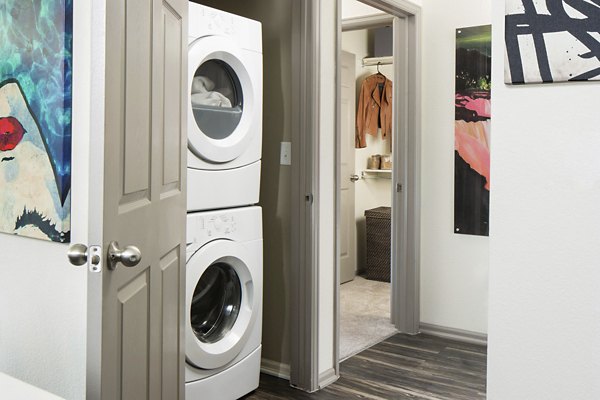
[487,0,600,398]
[0,1,92,399]
[341,0,382,19]
[341,29,393,274]
[342,0,422,19]
[0,242,86,399]
[420,0,491,334]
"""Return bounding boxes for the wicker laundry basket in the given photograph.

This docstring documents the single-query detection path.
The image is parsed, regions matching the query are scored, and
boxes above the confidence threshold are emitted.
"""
[364,206,391,282]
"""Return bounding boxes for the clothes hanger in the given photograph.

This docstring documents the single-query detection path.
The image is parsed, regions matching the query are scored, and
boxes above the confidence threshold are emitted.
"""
[376,61,386,79]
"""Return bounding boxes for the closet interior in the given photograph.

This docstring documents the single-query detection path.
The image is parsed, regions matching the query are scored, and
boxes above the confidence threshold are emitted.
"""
[339,21,396,360]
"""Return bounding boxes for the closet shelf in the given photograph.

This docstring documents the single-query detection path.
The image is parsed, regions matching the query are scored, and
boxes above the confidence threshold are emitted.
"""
[362,169,392,179]
[362,56,393,67]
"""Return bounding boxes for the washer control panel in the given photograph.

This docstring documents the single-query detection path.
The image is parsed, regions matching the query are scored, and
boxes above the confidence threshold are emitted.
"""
[187,207,261,254]
[201,213,237,238]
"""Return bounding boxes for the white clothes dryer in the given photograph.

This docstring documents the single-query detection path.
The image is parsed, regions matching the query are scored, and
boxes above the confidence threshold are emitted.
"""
[187,4,263,212]
[185,206,263,400]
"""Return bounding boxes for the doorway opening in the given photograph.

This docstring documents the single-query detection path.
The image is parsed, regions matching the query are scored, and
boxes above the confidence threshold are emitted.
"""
[338,11,397,361]
[333,0,422,373]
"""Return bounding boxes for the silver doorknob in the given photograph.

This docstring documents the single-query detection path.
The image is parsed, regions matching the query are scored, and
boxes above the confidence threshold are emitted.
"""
[107,241,142,270]
[350,174,360,182]
[67,243,88,266]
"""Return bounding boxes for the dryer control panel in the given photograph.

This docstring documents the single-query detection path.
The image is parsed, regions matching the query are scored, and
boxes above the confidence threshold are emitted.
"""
[189,4,236,38]
[188,3,262,53]
[204,8,235,36]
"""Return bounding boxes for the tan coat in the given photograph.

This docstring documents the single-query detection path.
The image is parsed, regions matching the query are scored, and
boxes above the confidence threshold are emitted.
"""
[355,74,392,148]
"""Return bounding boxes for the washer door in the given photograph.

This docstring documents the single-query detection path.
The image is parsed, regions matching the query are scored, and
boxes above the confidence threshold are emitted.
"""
[188,35,257,163]
[186,240,258,370]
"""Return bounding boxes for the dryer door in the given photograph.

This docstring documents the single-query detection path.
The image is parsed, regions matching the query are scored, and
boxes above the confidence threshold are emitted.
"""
[186,240,258,370]
[188,35,259,163]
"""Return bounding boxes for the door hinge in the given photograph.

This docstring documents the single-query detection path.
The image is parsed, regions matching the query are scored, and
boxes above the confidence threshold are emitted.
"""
[396,183,403,193]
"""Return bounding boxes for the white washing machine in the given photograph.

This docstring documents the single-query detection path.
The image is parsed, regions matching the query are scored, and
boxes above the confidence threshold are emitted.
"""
[185,206,263,400]
[187,3,263,212]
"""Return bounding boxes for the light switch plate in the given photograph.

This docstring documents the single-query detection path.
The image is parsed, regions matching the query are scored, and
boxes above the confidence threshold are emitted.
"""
[280,142,291,165]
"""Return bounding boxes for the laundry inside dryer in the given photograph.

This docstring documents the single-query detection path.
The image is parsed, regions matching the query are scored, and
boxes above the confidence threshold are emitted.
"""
[191,60,243,139]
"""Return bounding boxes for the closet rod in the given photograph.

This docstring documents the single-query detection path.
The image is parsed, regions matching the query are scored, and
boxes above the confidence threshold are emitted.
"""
[362,56,393,67]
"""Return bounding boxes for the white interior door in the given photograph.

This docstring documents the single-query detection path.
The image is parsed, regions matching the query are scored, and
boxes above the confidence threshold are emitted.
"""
[340,50,357,284]
[83,0,188,398]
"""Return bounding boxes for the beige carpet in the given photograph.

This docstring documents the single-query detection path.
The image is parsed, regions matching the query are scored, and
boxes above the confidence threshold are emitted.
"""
[339,276,397,361]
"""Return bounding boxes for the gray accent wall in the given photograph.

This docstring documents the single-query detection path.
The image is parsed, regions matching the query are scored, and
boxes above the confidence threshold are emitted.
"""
[192,0,293,369]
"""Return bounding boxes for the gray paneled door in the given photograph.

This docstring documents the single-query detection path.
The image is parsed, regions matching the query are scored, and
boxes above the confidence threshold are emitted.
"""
[340,50,356,284]
[86,0,188,398]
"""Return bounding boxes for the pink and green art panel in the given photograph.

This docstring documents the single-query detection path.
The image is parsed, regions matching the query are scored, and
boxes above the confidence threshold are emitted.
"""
[454,25,491,237]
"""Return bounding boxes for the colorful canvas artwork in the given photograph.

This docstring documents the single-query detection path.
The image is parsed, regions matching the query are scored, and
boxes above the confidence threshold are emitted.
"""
[505,0,600,84]
[454,25,491,236]
[0,1,73,242]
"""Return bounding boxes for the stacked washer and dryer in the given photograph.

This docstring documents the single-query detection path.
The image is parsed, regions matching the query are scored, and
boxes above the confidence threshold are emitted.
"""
[186,4,263,400]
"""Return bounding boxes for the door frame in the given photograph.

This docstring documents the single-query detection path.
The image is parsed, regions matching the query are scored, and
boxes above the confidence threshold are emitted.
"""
[289,0,321,392]
[337,0,422,331]
[289,0,422,391]
[335,0,422,357]
[86,0,107,397]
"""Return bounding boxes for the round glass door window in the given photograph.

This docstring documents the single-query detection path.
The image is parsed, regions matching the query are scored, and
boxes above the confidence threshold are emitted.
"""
[190,262,242,344]
[191,60,243,140]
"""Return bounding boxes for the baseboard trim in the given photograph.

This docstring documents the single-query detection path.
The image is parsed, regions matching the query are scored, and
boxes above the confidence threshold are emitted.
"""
[419,323,487,346]
[318,368,338,389]
[260,358,291,380]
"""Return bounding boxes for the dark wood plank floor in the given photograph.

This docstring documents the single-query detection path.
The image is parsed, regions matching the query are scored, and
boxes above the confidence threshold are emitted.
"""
[243,333,487,400]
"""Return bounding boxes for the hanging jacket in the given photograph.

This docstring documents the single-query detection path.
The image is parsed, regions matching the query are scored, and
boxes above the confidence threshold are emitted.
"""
[355,74,392,148]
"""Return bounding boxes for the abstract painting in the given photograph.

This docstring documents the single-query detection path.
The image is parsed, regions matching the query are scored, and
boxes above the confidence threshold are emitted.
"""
[505,0,600,84]
[0,1,73,242]
[455,25,491,236]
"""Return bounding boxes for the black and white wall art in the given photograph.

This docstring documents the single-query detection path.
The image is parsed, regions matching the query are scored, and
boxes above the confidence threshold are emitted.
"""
[505,0,600,84]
